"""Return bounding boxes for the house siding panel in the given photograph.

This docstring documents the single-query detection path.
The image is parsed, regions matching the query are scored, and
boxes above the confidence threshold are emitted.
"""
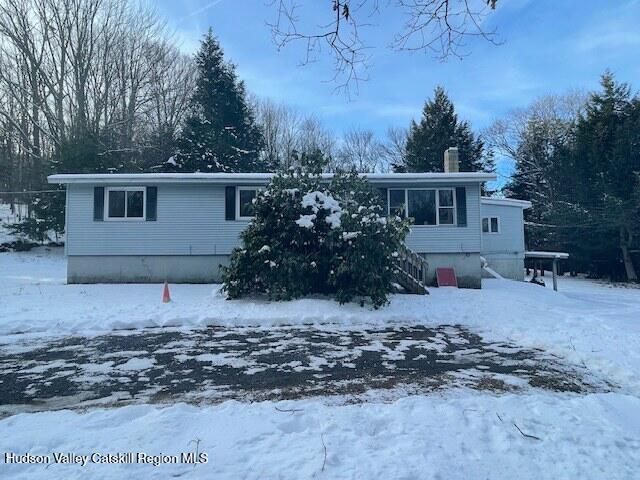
[480,202,526,281]
[67,184,247,256]
[66,181,483,257]
[480,202,526,255]
[403,183,481,253]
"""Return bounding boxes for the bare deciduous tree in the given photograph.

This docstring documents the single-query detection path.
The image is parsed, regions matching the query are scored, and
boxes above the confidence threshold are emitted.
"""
[336,127,384,172]
[253,98,302,170]
[0,0,195,194]
[253,98,338,171]
[268,0,500,92]
[381,126,408,172]
[484,90,587,168]
[296,115,337,162]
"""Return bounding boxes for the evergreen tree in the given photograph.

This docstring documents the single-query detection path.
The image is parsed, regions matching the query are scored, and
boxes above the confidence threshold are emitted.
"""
[396,87,492,173]
[169,30,266,173]
[505,73,639,280]
[7,136,105,242]
[563,72,640,280]
[222,171,411,308]
[504,112,574,251]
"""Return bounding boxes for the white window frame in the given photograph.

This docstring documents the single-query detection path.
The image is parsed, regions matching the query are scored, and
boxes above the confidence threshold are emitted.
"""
[236,186,263,221]
[105,186,146,221]
[482,216,500,234]
[387,188,456,226]
[436,188,456,226]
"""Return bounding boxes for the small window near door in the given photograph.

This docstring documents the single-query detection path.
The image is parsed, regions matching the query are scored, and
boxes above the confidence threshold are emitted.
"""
[106,187,145,220]
[482,216,500,233]
[237,187,262,220]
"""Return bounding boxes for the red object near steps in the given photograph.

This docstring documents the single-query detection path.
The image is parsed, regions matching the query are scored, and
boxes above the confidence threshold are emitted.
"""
[436,267,458,287]
[162,281,171,303]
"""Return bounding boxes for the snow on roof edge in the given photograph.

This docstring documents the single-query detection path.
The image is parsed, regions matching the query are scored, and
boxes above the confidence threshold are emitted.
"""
[481,197,532,209]
[48,172,497,185]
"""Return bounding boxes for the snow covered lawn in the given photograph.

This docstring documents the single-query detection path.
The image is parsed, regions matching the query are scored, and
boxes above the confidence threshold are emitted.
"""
[0,203,24,244]
[1,392,639,479]
[1,247,640,478]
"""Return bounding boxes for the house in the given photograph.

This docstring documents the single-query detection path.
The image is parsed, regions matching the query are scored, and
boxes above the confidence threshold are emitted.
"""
[48,148,530,288]
[480,196,531,281]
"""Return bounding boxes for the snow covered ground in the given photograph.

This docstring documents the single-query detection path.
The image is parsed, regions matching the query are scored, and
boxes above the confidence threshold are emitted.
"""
[0,202,64,244]
[1,247,640,478]
[0,202,25,244]
[2,392,639,479]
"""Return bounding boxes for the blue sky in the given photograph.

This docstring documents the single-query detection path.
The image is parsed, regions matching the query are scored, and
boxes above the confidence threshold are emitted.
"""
[157,0,640,143]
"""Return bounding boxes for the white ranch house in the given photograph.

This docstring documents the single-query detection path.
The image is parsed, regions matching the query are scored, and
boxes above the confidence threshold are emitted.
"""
[48,149,531,288]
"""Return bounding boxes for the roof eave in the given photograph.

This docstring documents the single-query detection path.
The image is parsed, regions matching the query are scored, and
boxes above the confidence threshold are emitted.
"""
[48,172,498,185]
[481,197,532,209]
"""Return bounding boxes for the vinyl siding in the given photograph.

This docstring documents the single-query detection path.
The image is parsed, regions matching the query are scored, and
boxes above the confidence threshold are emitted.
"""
[67,184,247,256]
[66,181,483,256]
[403,183,482,253]
[480,202,525,255]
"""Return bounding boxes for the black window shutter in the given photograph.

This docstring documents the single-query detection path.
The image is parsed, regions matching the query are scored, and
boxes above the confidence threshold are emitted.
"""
[93,187,104,221]
[146,186,157,221]
[225,186,236,221]
[455,186,467,227]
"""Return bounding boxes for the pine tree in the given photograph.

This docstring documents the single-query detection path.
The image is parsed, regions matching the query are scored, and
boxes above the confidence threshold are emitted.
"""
[504,113,573,249]
[565,72,640,280]
[396,87,492,173]
[169,30,266,173]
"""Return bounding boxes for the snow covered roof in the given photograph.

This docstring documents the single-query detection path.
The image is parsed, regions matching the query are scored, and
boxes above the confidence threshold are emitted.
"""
[525,251,569,259]
[481,197,532,209]
[48,172,497,185]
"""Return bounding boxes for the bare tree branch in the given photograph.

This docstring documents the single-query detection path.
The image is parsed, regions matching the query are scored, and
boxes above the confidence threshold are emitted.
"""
[267,0,375,94]
[268,0,500,93]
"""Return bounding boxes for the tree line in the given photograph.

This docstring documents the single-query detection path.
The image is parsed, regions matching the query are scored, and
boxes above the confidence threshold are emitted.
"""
[485,73,640,281]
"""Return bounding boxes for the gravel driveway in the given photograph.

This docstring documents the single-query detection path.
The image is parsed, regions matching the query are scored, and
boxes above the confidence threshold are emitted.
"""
[0,324,609,416]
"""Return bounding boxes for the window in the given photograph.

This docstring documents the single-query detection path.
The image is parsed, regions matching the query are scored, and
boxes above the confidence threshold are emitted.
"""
[389,189,406,218]
[438,190,455,225]
[408,190,436,225]
[237,187,262,220]
[106,187,145,220]
[482,216,500,233]
[388,188,456,226]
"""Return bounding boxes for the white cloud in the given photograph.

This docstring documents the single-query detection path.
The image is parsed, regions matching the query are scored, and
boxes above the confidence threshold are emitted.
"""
[573,1,640,53]
[176,0,226,25]
[575,31,640,53]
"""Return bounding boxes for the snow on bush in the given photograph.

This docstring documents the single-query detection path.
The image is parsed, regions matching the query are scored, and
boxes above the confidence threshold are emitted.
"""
[222,171,410,308]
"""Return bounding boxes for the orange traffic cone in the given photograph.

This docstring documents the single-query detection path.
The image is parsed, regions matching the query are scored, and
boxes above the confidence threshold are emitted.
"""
[162,281,171,303]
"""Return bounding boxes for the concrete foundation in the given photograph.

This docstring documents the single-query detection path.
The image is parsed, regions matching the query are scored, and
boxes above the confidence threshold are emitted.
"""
[418,252,482,289]
[67,255,231,284]
[481,254,524,281]
[68,252,483,288]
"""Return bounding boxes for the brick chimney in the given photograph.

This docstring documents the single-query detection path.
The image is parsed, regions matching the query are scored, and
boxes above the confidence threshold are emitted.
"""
[444,147,459,173]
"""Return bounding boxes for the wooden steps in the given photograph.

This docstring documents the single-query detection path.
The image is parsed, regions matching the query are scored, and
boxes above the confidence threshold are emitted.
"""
[393,244,429,295]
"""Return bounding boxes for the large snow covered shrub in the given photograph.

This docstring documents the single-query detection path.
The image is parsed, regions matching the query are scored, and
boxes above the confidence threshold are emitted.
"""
[222,171,410,308]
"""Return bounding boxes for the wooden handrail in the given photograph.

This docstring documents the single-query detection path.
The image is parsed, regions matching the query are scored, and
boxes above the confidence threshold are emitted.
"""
[393,244,429,294]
